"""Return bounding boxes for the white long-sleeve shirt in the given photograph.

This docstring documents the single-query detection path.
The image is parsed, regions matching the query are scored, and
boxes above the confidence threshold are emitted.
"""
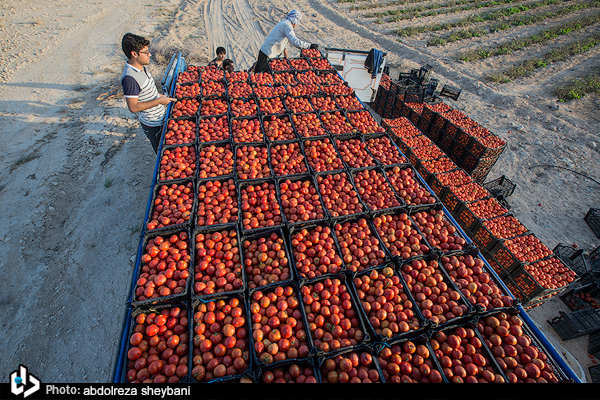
[260,20,311,58]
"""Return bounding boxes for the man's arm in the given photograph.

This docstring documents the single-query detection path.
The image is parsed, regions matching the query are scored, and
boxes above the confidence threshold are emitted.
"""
[283,22,311,50]
[125,94,175,114]
[283,48,289,59]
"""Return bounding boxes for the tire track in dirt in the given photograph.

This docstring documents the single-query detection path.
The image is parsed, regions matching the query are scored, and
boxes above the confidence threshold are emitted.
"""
[204,0,266,70]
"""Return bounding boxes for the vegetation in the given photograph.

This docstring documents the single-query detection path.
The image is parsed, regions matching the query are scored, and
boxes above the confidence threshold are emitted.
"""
[554,68,600,100]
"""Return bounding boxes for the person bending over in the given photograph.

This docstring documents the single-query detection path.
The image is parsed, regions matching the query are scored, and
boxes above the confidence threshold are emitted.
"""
[253,10,319,74]
[120,33,175,153]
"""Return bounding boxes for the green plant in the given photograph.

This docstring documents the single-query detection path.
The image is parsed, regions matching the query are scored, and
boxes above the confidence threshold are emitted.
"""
[104,175,115,188]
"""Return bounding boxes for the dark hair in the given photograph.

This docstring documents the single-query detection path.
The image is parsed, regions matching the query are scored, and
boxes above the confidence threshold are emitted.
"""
[222,59,234,72]
[216,46,226,55]
[122,33,150,59]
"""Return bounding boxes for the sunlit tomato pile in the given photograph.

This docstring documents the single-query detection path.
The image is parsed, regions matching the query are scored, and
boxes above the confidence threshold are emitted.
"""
[200,98,228,116]
[335,219,387,273]
[385,166,437,207]
[347,111,385,134]
[448,182,491,202]
[482,215,528,239]
[411,144,445,161]
[239,181,284,231]
[501,235,552,263]
[304,138,344,172]
[436,169,473,187]
[228,82,252,98]
[198,115,229,142]
[440,254,513,311]
[365,135,408,165]
[260,363,317,383]
[148,181,194,230]
[165,119,196,145]
[320,111,354,135]
[250,285,311,365]
[287,83,319,96]
[292,113,327,138]
[372,213,430,260]
[420,156,457,175]
[400,258,469,325]
[309,58,334,71]
[274,72,297,85]
[225,70,248,83]
[466,197,509,220]
[355,267,420,337]
[191,297,250,381]
[254,85,287,97]
[302,278,365,353]
[270,142,308,176]
[230,98,258,117]
[258,97,286,115]
[177,69,199,84]
[412,208,467,253]
[250,72,274,86]
[353,168,403,211]
[290,224,343,279]
[236,145,271,180]
[477,313,561,382]
[136,232,191,302]
[289,58,311,70]
[390,124,422,139]
[378,339,444,383]
[472,134,506,151]
[174,82,201,98]
[193,228,244,296]
[311,95,338,112]
[126,306,189,383]
[269,59,291,71]
[202,67,224,81]
[321,84,354,96]
[193,76,222,95]
[197,143,234,179]
[430,325,504,383]
[243,231,292,289]
[296,71,320,85]
[285,96,314,113]
[317,172,365,217]
[335,95,364,111]
[171,98,199,117]
[523,257,576,289]
[196,179,238,226]
[301,48,322,58]
[159,146,196,181]
[263,115,296,141]
[279,178,326,224]
[335,138,377,168]
[318,72,343,86]
[231,117,263,143]
[320,350,381,383]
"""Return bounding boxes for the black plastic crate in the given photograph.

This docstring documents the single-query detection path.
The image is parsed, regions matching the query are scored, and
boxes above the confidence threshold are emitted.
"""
[505,264,564,307]
[452,202,482,236]
[560,282,600,311]
[238,178,286,234]
[553,244,588,277]
[277,173,330,226]
[468,134,507,159]
[585,208,600,238]
[483,175,516,198]
[591,245,600,273]
[547,308,600,340]
[439,84,461,101]
[589,364,600,383]
[255,356,322,383]
[485,243,524,279]
[589,330,600,360]
[316,343,384,381]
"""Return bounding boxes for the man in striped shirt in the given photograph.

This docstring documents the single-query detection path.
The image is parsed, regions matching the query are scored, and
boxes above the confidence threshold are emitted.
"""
[121,33,175,153]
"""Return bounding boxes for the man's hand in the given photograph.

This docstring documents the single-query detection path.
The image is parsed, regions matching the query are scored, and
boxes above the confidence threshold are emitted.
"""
[310,43,319,50]
[157,94,176,105]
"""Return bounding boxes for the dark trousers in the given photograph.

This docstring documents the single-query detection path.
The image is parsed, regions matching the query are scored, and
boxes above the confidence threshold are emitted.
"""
[254,50,270,74]
[141,123,163,153]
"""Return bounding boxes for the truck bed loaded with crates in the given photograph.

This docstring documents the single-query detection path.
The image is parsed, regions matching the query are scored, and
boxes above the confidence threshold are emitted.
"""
[112,47,600,384]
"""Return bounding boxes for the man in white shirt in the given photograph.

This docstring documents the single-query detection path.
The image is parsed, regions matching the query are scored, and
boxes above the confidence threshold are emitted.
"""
[253,10,319,74]
[120,33,176,153]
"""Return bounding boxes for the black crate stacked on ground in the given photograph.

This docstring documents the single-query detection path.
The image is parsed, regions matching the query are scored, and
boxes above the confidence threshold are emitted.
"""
[585,208,600,238]
[439,84,461,101]
[547,308,600,340]
[553,244,589,278]
[504,261,568,308]
[590,365,600,383]
[483,175,516,199]
[560,282,600,311]
[589,329,600,359]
